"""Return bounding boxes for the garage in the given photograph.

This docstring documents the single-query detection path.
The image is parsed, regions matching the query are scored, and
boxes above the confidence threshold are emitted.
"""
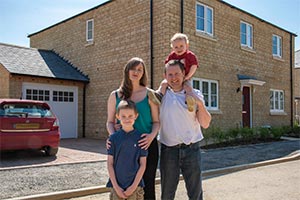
[0,43,89,138]
[22,82,78,138]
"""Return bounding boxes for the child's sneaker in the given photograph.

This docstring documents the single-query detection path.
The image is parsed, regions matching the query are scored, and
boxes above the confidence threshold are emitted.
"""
[148,89,162,105]
[186,95,195,112]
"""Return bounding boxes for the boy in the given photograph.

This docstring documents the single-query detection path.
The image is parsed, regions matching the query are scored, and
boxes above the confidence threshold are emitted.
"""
[106,100,148,200]
[157,33,199,111]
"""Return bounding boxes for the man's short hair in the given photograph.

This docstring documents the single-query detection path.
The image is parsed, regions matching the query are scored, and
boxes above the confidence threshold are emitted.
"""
[164,59,185,74]
[117,100,138,114]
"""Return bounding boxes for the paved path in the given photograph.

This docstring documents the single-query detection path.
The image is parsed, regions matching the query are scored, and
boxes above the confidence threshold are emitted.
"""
[69,160,300,200]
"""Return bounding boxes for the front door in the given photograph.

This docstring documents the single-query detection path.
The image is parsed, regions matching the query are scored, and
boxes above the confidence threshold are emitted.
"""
[242,86,251,127]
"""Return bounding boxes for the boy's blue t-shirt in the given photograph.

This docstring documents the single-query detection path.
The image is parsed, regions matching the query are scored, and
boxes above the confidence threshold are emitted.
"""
[106,129,148,190]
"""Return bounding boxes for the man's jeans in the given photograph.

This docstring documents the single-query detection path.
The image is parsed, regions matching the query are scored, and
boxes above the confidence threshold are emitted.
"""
[160,142,203,200]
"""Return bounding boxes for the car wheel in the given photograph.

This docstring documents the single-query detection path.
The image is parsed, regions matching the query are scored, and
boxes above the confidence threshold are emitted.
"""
[44,146,58,156]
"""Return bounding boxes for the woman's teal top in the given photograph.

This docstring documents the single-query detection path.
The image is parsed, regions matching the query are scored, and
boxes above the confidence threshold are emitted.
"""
[115,90,152,134]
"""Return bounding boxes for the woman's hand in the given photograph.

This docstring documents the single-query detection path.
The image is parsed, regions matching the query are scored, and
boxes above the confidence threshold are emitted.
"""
[138,133,155,150]
[114,123,121,131]
[106,138,111,150]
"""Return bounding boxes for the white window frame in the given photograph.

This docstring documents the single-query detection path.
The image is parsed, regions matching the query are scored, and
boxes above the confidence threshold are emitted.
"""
[86,19,94,42]
[240,21,253,48]
[270,89,284,112]
[196,2,213,36]
[272,34,282,58]
[192,78,218,110]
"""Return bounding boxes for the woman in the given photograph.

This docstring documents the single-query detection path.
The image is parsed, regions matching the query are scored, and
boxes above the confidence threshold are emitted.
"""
[106,57,160,199]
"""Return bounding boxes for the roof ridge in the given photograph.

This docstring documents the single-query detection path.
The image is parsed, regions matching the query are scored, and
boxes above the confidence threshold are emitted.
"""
[0,42,35,50]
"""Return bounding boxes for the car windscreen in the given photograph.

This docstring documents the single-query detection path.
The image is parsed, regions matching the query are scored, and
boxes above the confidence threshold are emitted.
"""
[0,103,54,118]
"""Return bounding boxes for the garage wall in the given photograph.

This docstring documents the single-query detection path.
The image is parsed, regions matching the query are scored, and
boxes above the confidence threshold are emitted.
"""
[8,75,85,138]
[22,82,78,138]
[0,65,10,98]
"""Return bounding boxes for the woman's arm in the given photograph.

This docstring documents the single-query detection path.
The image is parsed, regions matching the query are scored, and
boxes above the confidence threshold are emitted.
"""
[138,99,160,150]
[106,91,117,135]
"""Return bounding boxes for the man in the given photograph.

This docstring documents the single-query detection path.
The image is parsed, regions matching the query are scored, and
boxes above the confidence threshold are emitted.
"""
[158,60,211,200]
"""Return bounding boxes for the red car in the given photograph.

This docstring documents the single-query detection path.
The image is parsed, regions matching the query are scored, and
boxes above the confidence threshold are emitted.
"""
[0,99,60,156]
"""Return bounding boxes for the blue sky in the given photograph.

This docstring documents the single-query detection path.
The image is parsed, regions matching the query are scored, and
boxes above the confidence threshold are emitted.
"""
[0,0,299,50]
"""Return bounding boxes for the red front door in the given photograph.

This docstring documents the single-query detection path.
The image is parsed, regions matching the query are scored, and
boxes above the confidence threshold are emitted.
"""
[242,86,250,127]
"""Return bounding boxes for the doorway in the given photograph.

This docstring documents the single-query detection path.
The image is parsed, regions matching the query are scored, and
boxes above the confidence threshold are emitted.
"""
[242,86,251,127]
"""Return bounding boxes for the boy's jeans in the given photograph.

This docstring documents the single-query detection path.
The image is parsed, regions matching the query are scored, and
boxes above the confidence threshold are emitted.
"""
[160,142,203,200]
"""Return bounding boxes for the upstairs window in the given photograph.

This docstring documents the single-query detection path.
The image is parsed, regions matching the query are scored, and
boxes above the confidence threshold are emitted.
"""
[192,78,218,110]
[86,19,94,42]
[272,35,282,57]
[270,89,284,112]
[240,21,253,48]
[196,3,213,35]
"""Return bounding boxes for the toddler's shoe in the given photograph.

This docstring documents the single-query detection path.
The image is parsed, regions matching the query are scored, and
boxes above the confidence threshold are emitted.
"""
[186,95,195,112]
[148,89,162,105]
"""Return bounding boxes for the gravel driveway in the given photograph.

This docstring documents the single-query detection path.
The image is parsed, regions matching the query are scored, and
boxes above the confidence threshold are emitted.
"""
[1,139,299,200]
[1,161,108,199]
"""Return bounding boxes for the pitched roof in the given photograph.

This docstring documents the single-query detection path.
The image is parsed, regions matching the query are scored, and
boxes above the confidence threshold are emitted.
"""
[0,43,89,82]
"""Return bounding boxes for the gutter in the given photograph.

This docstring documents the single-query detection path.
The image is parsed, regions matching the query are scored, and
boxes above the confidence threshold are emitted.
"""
[150,0,154,88]
[290,33,294,127]
[82,83,87,138]
[180,0,184,33]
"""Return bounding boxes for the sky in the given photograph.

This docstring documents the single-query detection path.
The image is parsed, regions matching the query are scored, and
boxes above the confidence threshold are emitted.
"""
[0,0,299,50]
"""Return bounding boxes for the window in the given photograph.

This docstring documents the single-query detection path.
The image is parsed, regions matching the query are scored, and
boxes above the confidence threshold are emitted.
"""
[196,3,213,35]
[270,90,284,112]
[272,35,282,57]
[192,78,218,110]
[26,89,50,101]
[240,21,253,48]
[86,19,94,42]
[53,91,74,102]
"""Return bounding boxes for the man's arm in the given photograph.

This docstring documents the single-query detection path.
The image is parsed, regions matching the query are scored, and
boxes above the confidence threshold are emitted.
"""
[107,155,127,199]
[186,89,211,129]
[124,156,147,197]
[196,100,211,129]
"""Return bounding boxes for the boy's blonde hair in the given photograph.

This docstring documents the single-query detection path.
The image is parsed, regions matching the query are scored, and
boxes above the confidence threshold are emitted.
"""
[170,33,189,47]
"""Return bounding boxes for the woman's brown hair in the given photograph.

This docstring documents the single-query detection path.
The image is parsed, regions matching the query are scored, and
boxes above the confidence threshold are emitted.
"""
[119,57,148,99]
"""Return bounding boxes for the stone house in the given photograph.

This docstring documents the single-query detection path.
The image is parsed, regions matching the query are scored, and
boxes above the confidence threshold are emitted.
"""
[25,0,297,138]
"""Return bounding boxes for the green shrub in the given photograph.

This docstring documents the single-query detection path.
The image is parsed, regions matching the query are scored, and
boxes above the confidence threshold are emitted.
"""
[239,127,254,141]
[226,128,240,140]
[270,127,283,140]
[202,126,220,145]
[258,127,271,141]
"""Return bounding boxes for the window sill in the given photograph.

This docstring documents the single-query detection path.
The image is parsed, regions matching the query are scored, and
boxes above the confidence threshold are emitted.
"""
[272,55,284,62]
[270,111,287,116]
[208,109,222,115]
[240,46,256,54]
[85,41,94,47]
[195,31,217,42]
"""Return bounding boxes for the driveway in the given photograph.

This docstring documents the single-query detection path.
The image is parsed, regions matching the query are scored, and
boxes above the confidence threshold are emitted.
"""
[0,138,107,170]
